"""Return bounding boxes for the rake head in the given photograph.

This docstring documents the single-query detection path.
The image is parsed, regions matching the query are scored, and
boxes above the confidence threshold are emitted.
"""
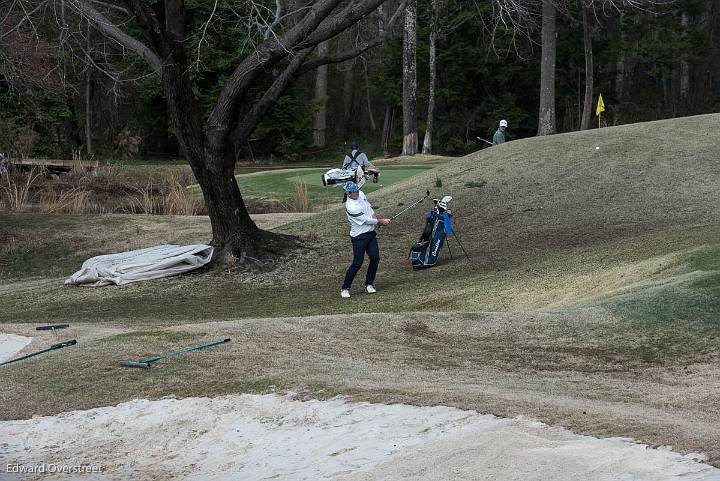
[36,324,70,331]
[119,360,152,369]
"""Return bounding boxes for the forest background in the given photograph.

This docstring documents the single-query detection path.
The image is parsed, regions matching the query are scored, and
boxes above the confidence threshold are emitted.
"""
[1,0,718,162]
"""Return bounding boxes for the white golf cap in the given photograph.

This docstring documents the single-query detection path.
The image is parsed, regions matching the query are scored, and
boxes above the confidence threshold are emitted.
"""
[499,119,508,127]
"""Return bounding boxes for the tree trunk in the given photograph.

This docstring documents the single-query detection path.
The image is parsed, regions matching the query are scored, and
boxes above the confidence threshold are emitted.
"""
[402,3,418,155]
[422,0,438,154]
[378,0,394,152]
[85,72,93,155]
[679,12,690,106]
[364,62,377,131]
[381,105,392,153]
[161,60,262,261]
[701,1,720,113]
[84,21,93,155]
[577,66,583,128]
[191,157,261,258]
[342,61,354,139]
[313,41,329,147]
[615,55,625,105]
[580,0,594,131]
[537,0,557,136]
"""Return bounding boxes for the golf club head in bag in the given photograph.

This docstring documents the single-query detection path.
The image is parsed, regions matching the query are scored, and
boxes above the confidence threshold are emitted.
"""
[433,195,453,213]
[353,166,366,188]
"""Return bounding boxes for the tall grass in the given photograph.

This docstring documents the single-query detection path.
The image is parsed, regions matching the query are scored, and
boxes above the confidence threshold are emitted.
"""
[0,168,44,211]
[293,180,311,212]
[163,176,204,215]
[127,178,159,214]
[127,173,205,215]
[0,165,205,215]
[39,187,98,214]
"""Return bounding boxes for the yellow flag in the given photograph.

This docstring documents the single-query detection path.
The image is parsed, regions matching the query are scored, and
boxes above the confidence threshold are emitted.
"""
[596,94,605,116]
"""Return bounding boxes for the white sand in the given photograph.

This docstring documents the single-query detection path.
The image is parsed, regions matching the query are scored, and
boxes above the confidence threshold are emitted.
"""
[1,394,718,481]
[0,333,32,363]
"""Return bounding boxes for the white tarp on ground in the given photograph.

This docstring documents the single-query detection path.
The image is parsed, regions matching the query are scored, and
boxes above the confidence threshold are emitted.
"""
[1,394,718,481]
[0,333,32,363]
[64,244,213,287]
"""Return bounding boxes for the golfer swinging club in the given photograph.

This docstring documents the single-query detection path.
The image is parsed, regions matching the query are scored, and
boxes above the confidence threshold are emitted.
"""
[341,181,390,298]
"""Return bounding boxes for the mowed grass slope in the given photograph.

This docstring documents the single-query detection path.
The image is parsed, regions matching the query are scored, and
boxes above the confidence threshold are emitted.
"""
[3,114,719,322]
[1,114,720,463]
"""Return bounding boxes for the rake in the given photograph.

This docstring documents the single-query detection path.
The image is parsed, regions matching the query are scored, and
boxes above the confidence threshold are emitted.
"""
[119,338,231,369]
[1,324,76,367]
[0,340,77,367]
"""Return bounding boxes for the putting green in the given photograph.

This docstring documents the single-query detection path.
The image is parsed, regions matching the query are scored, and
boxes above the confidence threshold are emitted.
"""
[235,165,433,207]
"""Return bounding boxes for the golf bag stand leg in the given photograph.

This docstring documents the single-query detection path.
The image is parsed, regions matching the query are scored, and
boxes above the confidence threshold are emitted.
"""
[453,234,471,260]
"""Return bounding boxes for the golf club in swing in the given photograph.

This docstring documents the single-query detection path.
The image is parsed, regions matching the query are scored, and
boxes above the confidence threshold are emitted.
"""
[477,136,493,146]
[390,190,431,221]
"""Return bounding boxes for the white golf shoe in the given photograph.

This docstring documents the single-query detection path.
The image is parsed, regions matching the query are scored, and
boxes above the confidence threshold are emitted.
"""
[366,285,377,294]
[341,289,351,298]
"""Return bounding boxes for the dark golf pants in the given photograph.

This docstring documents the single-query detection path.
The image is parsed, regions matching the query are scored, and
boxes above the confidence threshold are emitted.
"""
[342,231,380,290]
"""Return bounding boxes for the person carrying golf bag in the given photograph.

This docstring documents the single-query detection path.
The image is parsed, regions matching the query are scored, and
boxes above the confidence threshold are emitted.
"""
[341,181,390,298]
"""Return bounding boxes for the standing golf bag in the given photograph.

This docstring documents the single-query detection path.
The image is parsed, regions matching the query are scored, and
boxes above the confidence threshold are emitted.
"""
[409,210,454,270]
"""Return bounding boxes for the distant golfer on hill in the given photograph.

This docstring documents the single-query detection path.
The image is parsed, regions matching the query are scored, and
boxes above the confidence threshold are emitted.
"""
[493,119,508,145]
[341,181,390,298]
[342,140,374,170]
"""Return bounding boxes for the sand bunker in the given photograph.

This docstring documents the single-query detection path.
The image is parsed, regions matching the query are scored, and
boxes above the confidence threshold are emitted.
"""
[0,333,32,363]
[1,394,718,481]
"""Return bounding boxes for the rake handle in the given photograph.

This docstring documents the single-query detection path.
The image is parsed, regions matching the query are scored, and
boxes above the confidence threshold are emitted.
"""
[122,338,232,368]
[0,339,77,367]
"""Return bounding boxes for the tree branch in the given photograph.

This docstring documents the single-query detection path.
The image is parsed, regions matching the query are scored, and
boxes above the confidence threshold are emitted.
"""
[208,0,398,138]
[195,0,219,70]
[206,0,346,143]
[70,0,162,70]
[299,0,408,74]
[120,0,168,56]
[300,0,397,49]
[264,0,283,39]
[233,48,315,146]
[89,0,129,15]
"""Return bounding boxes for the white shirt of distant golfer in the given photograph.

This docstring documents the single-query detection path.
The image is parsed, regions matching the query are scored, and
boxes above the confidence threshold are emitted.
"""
[345,191,378,237]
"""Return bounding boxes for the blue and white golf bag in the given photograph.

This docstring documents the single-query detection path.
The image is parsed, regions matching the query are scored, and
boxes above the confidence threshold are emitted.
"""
[409,210,455,270]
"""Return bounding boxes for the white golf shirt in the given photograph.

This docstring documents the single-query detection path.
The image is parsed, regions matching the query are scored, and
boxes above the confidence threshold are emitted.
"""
[345,191,378,237]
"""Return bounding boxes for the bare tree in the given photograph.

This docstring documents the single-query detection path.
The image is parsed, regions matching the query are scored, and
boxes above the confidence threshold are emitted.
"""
[402,2,418,155]
[678,10,689,104]
[537,0,557,135]
[313,41,330,147]
[6,0,408,263]
[363,59,378,131]
[580,0,594,130]
[421,0,438,154]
